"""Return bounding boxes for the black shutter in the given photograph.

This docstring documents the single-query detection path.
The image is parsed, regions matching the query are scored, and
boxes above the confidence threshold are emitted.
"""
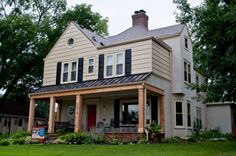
[98,54,104,80]
[125,49,132,76]
[56,62,62,85]
[151,96,158,123]
[114,99,120,128]
[78,58,83,83]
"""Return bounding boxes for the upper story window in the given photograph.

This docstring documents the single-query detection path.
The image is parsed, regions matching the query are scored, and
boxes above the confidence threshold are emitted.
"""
[88,58,95,74]
[62,61,77,83]
[196,74,200,93]
[63,63,69,82]
[67,38,75,48]
[106,55,113,77]
[116,53,124,75]
[105,52,124,78]
[175,101,183,127]
[184,37,188,49]
[71,62,77,81]
[184,61,191,83]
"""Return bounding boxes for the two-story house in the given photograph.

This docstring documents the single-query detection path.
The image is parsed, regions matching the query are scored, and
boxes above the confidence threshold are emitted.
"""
[28,10,205,138]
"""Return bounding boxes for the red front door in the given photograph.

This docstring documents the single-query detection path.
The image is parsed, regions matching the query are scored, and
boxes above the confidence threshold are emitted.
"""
[87,105,96,131]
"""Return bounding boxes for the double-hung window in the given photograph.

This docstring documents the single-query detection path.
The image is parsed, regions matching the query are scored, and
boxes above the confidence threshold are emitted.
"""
[116,53,124,75]
[196,107,202,129]
[62,61,77,83]
[176,101,183,127]
[63,63,69,82]
[71,62,77,81]
[88,58,95,74]
[106,55,113,77]
[187,102,191,127]
[184,60,191,83]
[105,53,124,77]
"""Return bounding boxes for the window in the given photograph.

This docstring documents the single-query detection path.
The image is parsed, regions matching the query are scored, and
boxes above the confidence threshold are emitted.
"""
[67,38,74,47]
[196,107,202,129]
[184,61,191,83]
[196,74,200,93]
[18,119,23,127]
[88,58,94,74]
[184,37,188,49]
[116,53,124,75]
[63,63,69,82]
[233,112,236,128]
[187,102,191,127]
[106,55,113,77]
[71,62,77,81]
[122,103,138,124]
[176,102,183,126]
[62,61,78,83]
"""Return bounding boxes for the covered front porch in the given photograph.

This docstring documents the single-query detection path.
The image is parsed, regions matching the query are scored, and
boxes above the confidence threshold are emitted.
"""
[28,82,165,134]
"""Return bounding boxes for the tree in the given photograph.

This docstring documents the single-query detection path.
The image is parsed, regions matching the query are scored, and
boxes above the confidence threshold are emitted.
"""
[0,1,108,104]
[173,0,236,102]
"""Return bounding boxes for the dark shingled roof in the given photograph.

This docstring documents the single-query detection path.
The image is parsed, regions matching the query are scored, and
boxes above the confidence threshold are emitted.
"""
[72,21,184,48]
[32,73,151,94]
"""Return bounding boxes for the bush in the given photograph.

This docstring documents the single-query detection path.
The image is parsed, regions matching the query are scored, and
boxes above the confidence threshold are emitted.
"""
[0,133,7,141]
[10,138,25,145]
[94,135,105,144]
[0,140,10,146]
[10,132,31,139]
[59,132,93,144]
[106,135,119,145]
[162,136,183,144]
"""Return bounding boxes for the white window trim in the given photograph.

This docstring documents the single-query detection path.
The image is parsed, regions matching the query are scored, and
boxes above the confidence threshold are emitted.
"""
[184,60,191,84]
[61,60,78,84]
[115,52,125,77]
[174,100,185,128]
[184,36,189,51]
[87,57,95,75]
[187,101,191,128]
[104,54,114,78]
[66,38,76,48]
[104,52,125,78]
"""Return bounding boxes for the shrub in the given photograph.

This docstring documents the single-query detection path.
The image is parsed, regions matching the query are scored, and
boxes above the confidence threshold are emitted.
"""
[0,140,10,146]
[10,138,25,145]
[94,135,105,144]
[0,133,7,141]
[59,132,93,144]
[106,135,119,145]
[137,138,148,144]
[162,136,183,144]
[10,132,31,139]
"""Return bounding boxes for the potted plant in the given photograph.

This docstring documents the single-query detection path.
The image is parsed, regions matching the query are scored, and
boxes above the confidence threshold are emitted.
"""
[148,121,161,143]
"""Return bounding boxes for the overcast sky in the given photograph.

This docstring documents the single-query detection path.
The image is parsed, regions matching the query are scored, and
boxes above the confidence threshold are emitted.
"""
[67,0,202,36]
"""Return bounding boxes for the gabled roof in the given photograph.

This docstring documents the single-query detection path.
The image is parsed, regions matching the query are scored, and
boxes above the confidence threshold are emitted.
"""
[31,73,150,95]
[72,22,184,49]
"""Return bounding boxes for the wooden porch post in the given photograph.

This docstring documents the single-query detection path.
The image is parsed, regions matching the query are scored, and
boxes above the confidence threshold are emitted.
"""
[74,94,83,132]
[138,88,146,133]
[48,96,55,133]
[27,98,35,132]
[159,95,165,131]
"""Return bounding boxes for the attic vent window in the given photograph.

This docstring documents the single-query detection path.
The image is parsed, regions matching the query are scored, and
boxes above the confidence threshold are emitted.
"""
[67,38,74,47]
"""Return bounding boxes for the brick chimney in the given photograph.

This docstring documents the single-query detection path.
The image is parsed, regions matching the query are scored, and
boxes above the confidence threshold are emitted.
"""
[132,10,149,29]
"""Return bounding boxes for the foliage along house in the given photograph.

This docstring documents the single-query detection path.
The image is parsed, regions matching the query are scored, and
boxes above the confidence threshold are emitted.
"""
[28,10,206,138]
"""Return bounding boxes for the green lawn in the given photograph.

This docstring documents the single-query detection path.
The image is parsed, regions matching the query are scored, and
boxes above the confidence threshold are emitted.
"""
[0,141,236,156]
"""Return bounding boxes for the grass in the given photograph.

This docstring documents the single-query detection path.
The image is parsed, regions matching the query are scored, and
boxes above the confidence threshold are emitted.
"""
[0,141,236,156]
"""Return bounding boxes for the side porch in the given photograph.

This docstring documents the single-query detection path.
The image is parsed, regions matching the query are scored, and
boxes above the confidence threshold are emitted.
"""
[28,82,165,135]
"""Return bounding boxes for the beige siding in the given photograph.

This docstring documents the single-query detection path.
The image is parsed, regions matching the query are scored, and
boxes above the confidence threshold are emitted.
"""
[151,41,171,80]
[43,23,97,86]
[43,22,153,86]
[99,40,152,75]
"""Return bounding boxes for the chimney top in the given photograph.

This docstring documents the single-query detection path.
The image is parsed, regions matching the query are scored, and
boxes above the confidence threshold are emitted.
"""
[132,10,149,29]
